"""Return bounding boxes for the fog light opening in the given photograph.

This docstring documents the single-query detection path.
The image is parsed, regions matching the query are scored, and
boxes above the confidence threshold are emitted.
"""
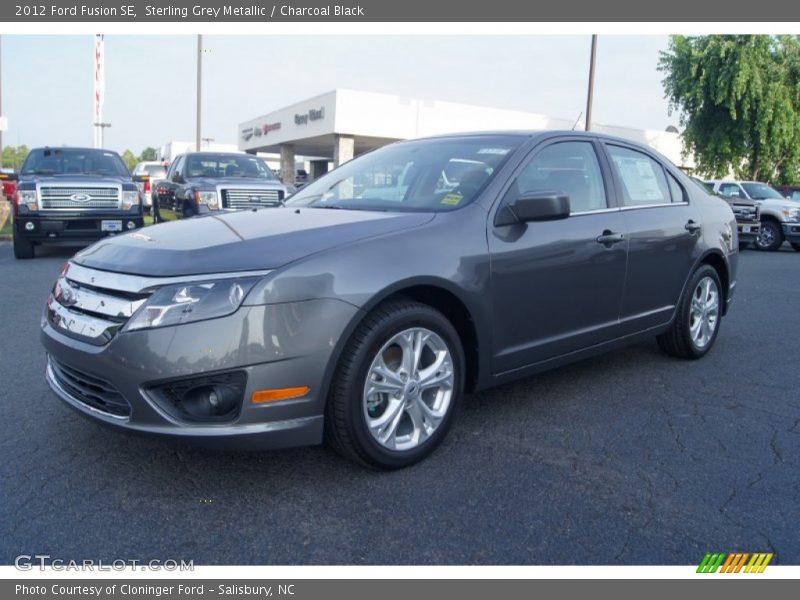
[181,384,239,418]
[126,221,136,230]
[25,221,35,231]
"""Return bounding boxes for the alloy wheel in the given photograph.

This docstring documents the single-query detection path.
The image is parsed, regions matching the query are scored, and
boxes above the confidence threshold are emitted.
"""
[689,276,720,349]
[362,327,455,451]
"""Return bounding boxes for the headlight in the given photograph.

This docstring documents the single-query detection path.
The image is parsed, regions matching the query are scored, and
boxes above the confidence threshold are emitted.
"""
[17,190,38,211]
[122,190,139,210]
[781,207,800,222]
[124,277,259,332]
[195,190,220,210]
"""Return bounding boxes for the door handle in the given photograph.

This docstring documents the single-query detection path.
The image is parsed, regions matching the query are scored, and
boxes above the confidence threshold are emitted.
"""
[685,220,702,234]
[596,230,625,246]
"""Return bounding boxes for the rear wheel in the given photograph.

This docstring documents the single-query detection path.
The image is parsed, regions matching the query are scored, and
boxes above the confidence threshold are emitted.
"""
[755,219,784,251]
[657,265,722,359]
[182,203,196,219]
[13,231,34,259]
[325,300,464,469]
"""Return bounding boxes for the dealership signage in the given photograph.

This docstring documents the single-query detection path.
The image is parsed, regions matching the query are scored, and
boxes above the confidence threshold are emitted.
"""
[295,107,325,125]
[241,121,281,141]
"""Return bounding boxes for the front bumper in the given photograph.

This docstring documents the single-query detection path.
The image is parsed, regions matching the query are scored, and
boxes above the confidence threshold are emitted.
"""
[782,222,800,243]
[16,213,144,244]
[41,298,361,450]
[736,222,760,241]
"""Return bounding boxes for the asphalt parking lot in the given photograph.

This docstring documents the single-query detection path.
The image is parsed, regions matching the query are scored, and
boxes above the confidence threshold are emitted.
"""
[1,241,798,566]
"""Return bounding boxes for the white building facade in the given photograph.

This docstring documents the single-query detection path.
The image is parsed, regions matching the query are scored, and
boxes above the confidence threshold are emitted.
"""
[238,89,693,184]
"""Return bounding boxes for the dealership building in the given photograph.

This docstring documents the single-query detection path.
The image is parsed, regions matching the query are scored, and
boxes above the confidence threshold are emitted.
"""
[238,89,692,185]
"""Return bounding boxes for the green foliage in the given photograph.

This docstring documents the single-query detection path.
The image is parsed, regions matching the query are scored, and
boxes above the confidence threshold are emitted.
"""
[140,146,157,161]
[121,149,138,171]
[1,145,30,171]
[660,35,800,184]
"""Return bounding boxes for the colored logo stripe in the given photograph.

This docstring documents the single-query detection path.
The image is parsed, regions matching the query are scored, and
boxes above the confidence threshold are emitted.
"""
[697,552,773,573]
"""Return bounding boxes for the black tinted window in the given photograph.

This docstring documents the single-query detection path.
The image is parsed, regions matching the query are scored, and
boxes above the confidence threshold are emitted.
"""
[185,154,276,180]
[515,141,607,213]
[21,148,129,177]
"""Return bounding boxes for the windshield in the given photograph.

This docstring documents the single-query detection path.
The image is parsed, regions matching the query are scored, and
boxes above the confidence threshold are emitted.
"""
[741,183,784,200]
[21,148,130,177]
[185,154,277,180]
[286,136,524,212]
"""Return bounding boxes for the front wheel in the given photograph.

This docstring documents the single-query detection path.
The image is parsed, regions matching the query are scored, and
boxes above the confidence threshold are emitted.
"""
[325,300,464,469]
[791,243,800,252]
[755,220,784,251]
[13,232,34,259]
[657,265,722,359]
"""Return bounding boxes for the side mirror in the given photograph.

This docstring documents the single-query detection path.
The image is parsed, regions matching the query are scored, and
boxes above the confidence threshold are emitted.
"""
[495,190,571,226]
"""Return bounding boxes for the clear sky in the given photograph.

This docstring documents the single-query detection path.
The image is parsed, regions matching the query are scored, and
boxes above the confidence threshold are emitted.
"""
[1,34,676,154]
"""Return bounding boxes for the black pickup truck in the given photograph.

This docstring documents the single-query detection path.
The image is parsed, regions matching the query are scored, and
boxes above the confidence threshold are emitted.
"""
[12,147,144,259]
[152,152,293,218]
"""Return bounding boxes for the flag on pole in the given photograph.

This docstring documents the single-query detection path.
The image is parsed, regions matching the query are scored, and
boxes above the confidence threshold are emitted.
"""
[93,34,104,147]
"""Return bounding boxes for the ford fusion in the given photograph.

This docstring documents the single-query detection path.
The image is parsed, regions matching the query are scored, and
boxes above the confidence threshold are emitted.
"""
[42,132,738,468]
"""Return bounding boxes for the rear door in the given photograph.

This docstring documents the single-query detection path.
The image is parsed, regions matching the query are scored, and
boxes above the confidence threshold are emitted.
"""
[488,137,629,373]
[601,143,702,335]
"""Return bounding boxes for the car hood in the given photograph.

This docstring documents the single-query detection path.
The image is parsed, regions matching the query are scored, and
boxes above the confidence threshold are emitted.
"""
[72,207,435,276]
[190,176,287,189]
[754,198,798,210]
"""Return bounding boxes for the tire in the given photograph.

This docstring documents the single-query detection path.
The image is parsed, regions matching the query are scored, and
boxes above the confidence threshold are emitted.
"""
[12,232,34,259]
[325,299,464,469]
[755,219,784,251]
[657,265,722,359]
[182,203,195,219]
[791,243,800,252]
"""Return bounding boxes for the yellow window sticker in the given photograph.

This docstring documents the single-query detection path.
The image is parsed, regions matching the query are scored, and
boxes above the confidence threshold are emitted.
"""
[441,192,463,206]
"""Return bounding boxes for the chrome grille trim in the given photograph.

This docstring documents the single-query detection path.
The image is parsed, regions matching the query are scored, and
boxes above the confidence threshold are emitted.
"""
[218,186,283,209]
[37,183,121,210]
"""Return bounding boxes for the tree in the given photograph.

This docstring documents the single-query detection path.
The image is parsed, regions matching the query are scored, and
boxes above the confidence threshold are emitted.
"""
[140,146,157,161]
[1,145,29,171]
[121,149,138,171]
[660,35,800,183]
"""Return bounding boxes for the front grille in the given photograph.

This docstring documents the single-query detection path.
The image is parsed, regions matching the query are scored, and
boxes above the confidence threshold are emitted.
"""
[50,358,131,417]
[47,270,151,345]
[40,186,120,210]
[732,204,758,221]
[221,188,283,209]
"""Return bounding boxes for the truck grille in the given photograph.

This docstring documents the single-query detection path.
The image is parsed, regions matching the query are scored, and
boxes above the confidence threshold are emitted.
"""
[732,204,758,221]
[40,186,120,210]
[221,188,283,209]
[49,358,131,418]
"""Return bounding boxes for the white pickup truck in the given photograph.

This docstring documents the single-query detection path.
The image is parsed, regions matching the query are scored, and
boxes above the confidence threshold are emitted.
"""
[706,180,800,252]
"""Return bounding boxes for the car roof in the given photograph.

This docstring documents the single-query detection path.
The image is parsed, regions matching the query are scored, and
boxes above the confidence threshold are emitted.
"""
[30,146,119,153]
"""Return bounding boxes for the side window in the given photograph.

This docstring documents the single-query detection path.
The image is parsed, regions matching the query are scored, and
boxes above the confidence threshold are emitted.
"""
[718,183,743,198]
[606,145,671,206]
[171,156,185,180]
[514,141,607,213]
[666,172,686,203]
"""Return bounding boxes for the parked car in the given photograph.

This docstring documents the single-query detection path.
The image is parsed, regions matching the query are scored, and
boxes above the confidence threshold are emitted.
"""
[706,180,800,251]
[692,177,760,247]
[152,152,293,218]
[42,131,737,468]
[773,185,800,202]
[131,161,167,211]
[1,169,18,201]
[12,147,144,259]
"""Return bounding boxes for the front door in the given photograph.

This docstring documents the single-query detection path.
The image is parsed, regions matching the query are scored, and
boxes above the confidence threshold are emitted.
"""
[488,139,628,374]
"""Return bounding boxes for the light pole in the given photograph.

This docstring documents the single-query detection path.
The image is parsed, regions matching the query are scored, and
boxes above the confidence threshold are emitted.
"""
[94,122,111,148]
[585,34,598,132]
[196,34,202,151]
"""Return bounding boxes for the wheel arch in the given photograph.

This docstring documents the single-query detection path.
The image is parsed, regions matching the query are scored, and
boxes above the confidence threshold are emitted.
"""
[320,278,484,407]
[692,249,730,316]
